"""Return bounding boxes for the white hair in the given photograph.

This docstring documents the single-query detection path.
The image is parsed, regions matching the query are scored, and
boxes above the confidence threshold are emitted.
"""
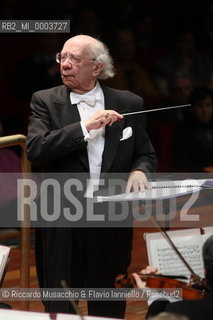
[87,39,115,80]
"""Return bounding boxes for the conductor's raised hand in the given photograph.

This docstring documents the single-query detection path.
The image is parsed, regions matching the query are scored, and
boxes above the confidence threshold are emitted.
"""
[84,109,123,131]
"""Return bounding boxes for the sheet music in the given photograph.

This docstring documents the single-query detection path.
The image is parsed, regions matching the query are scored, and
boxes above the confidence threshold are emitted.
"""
[96,179,206,202]
[145,229,204,279]
[0,309,50,319]
[0,245,10,282]
[0,309,123,320]
[202,226,213,242]
[57,315,121,320]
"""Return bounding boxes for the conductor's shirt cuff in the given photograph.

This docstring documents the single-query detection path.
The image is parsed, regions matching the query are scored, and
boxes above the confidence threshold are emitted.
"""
[80,121,91,141]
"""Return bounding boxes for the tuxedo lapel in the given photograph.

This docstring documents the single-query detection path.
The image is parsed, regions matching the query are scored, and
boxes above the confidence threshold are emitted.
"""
[101,85,125,173]
[53,86,89,171]
[53,86,80,127]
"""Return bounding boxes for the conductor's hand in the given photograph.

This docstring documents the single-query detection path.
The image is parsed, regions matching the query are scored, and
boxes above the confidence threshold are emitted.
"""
[84,109,123,131]
[133,266,159,289]
[126,170,150,193]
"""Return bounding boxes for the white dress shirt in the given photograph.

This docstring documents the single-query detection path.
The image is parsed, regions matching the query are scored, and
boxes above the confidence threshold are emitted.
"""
[70,82,105,196]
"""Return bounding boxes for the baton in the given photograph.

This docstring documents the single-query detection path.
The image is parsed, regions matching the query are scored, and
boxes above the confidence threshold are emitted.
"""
[121,104,191,116]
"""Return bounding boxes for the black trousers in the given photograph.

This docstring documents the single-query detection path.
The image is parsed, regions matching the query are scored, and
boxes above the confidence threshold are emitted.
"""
[35,227,133,318]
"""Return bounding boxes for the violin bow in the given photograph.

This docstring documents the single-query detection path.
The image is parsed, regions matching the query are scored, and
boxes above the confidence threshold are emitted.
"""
[151,218,202,286]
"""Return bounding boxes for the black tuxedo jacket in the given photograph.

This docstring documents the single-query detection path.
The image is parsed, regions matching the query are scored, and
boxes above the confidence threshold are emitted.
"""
[26,84,157,314]
[26,83,157,174]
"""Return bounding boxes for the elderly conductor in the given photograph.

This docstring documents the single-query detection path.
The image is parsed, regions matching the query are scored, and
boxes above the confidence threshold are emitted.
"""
[27,35,157,318]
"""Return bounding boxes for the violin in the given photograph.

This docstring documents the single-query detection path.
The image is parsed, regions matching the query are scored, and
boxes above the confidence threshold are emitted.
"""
[115,220,208,300]
[115,272,207,300]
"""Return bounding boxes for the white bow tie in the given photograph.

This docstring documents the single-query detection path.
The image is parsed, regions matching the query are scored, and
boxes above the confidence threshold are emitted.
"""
[71,93,97,107]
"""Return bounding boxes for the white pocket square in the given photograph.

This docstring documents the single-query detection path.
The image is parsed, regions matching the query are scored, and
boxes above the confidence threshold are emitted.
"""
[120,127,133,141]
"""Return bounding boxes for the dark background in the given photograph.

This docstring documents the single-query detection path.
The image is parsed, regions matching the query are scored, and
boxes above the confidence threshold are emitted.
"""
[0,0,212,171]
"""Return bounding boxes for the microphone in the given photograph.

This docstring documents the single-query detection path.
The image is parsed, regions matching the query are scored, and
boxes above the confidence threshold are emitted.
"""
[60,279,84,320]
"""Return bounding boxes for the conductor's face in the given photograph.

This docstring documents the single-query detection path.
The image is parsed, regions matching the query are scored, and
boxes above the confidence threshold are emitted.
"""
[59,36,103,94]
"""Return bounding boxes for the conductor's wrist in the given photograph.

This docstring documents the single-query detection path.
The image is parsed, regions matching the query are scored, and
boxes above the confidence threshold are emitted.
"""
[84,119,92,132]
[80,121,91,141]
